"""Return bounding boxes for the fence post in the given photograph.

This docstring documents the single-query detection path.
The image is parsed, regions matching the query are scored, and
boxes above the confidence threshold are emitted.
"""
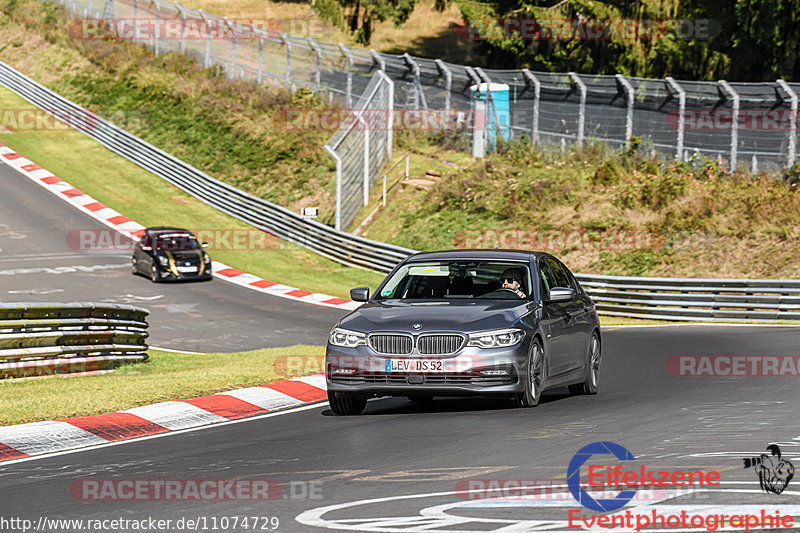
[718,80,739,170]
[133,0,139,41]
[172,2,187,54]
[256,31,263,85]
[776,79,798,167]
[369,49,386,72]
[198,10,211,68]
[364,116,370,206]
[326,146,343,231]
[153,0,160,56]
[339,44,353,108]
[280,32,291,90]
[522,68,540,145]
[224,18,236,80]
[434,59,451,113]
[665,77,685,160]
[308,38,321,94]
[382,71,394,161]
[615,74,634,145]
[402,53,427,110]
[569,72,586,148]
[102,0,117,20]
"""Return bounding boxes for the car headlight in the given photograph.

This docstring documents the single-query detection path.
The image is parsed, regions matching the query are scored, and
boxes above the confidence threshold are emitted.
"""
[157,256,169,266]
[203,253,211,263]
[467,328,524,348]
[329,327,367,348]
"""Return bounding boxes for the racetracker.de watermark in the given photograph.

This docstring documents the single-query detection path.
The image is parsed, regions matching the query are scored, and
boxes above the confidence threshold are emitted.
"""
[70,18,333,40]
[667,355,800,377]
[454,229,663,252]
[667,109,800,131]
[276,109,478,132]
[68,479,322,501]
[454,478,682,502]
[66,229,285,252]
[0,108,149,133]
[454,18,718,41]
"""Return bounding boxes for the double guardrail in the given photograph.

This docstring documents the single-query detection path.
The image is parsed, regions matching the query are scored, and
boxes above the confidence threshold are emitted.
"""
[1,60,799,322]
[576,274,800,322]
[0,303,149,378]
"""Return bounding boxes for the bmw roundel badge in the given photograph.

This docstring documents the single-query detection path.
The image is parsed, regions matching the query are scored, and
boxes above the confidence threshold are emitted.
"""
[412,323,422,330]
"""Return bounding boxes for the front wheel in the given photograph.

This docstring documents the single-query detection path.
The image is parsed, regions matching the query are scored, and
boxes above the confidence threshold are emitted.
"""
[150,264,161,283]
[569,332,600,395]
[511,340,543,408]
[328,390,367,415]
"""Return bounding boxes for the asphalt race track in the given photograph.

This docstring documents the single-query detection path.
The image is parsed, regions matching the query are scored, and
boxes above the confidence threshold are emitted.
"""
[3,154,800,532]
[0,163,348,352]
[3,324,800,532]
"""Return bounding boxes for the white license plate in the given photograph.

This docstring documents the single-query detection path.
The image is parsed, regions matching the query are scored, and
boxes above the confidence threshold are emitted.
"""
[385,359,443,373]
[177,266,197,273]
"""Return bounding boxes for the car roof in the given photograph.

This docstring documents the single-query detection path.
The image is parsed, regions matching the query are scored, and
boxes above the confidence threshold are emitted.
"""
[145,227,192,235]
[404,249,545,262]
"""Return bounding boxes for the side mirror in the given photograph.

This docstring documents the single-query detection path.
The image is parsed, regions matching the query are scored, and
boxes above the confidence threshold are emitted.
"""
[201,242,209,249]
[548,287,575,302]
[350,287,370,302]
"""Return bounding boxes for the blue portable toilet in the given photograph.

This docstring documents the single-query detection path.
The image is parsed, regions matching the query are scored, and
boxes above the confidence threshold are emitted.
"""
[470,83,511,155]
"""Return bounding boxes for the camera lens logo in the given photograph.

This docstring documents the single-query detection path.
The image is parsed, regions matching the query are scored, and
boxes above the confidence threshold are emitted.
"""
[743,444,795,495]
[567,441,637,512]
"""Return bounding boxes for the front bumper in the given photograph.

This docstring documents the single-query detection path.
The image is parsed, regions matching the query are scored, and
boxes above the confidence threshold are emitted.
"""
[325,344,528,397]
[156,264,212,281]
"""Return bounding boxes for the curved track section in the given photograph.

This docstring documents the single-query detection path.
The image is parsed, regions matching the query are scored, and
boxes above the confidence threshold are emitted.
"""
[2,325,799,531]
[0,163,348,352]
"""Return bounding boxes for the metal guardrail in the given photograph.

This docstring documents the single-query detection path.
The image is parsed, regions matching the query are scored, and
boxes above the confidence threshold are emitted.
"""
[0,303,150,378]
[576,274,800,322]
[0,60,413,273]
[1,61,799,322]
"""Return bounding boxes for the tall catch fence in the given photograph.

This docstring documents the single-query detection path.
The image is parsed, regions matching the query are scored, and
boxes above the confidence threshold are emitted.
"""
[324,71,393,231]
[46,0,800,173]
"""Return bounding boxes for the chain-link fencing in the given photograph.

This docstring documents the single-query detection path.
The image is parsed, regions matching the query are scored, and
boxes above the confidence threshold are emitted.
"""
[49,0,800,177]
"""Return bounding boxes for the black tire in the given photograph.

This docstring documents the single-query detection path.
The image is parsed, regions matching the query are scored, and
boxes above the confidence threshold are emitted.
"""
[328,390,367,415]
[511,339,543,408]
[569,332,600,395]
[150,264,161,283]
[406,394,434,402]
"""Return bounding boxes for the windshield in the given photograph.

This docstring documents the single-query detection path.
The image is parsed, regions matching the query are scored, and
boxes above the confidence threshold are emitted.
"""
[376,261,531,300]
[153,233,201,251]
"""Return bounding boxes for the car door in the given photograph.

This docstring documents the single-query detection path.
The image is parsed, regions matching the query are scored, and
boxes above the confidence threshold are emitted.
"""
[537,257,573,378]
[556,258,594,369]
[547,257,591,373]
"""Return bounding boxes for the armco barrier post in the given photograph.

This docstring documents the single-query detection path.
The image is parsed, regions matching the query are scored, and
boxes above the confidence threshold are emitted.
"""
[665,77,685,160]
[522,68,540,145]
[718,80,739,170]
[569,72,586,148]
[776,80,797,167]
[615,74,634,145]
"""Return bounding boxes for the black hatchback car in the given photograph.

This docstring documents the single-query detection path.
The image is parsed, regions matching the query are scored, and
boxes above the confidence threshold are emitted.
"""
[325,249,601,415]
[132,227,212,282]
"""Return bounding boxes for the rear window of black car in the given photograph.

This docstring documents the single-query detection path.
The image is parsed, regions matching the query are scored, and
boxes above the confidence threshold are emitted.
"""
[376,261,531,300]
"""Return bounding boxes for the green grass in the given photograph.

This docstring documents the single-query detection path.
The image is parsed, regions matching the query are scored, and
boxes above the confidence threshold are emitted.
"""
[0,345,326,425]
[0,88,384,298]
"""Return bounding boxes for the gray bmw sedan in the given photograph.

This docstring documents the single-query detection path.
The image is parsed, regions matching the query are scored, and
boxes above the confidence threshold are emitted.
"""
[325,249,601,415]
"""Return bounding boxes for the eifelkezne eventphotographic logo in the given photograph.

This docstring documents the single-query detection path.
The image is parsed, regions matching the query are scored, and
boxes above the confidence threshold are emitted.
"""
[743,444,795,494]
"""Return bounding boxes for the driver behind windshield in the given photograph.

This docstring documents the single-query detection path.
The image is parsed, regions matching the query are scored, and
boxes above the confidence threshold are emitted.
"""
[501,268,526,298]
